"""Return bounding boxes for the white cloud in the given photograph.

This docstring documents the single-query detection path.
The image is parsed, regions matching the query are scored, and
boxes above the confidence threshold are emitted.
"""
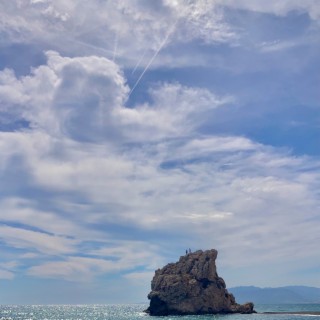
[20,253,39,259]
[0,0,319,303]
[1,52,319,248]
[28,241,164,281]
[118,83,226,140]
[0,261,18,269]
[0,269,14,280]
[163,0,236,43]
[123,271,154,284]
[219,0,320,20]
[0,0,236,70]
[90,241,164,270]
[178,136,257,157]
[0,225,78,255]
[0,45,319,287]
[0,197,85,237]
[259,40,302,53]
[1,52,224,144]
[28,257,119,281]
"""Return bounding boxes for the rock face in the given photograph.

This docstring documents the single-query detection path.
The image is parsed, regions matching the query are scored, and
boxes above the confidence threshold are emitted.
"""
[146,249,255,316]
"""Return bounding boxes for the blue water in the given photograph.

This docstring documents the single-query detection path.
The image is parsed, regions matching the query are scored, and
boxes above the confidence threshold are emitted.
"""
[0,304,319,320]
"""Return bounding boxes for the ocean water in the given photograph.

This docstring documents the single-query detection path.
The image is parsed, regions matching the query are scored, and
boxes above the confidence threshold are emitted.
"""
[0,304,320,320]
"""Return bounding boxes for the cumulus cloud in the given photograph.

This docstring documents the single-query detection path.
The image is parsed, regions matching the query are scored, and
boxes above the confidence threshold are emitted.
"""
[0,31,319,292]
[0,51,128,140]
[1,51,320,272]
[0,51,225,143]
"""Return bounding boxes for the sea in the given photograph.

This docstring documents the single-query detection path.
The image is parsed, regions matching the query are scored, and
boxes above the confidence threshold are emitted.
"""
[0,304,320,320]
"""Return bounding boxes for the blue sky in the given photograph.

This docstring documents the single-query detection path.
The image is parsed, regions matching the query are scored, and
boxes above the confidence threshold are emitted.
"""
[0,0,320,304]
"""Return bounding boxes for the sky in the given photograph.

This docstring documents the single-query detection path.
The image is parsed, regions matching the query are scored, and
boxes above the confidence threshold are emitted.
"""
[0,0,320,304]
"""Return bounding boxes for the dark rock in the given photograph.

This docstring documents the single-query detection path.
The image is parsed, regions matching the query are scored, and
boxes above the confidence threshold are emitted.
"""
[145,249,256,316]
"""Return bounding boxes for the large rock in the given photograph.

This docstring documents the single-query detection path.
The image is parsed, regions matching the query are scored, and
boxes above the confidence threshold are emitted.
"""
[146,249,255,316]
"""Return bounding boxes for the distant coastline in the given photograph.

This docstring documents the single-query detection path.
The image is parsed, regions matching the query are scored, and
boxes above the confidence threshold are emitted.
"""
[229,286,320,304]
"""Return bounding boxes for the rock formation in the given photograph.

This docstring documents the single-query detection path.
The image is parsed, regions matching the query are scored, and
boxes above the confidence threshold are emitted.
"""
[146,249,255,316]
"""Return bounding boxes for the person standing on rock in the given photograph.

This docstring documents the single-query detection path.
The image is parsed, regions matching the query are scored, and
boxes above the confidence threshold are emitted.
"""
[185,249,188,255]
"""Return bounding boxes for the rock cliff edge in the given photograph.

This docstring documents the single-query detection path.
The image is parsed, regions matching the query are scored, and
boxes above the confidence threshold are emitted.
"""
[146,249,255,316]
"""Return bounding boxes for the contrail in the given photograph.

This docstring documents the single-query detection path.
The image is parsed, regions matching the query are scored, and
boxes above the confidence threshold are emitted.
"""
[68,22,116,59]
[68,37,115,58]
[131,48,148,75]
[127,23,177,99]
[112,32,118,62]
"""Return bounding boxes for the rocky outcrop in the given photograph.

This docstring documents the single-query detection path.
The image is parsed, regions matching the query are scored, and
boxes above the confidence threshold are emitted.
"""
[146,249,255,316]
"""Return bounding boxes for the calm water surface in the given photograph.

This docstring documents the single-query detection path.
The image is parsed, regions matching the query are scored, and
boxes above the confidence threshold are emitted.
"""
[0,304,319,320]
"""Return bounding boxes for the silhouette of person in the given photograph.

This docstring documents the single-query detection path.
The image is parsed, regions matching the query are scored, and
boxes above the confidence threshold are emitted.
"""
[185,249,188,255]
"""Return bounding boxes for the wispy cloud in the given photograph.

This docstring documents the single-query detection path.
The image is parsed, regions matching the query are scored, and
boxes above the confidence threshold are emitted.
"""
[0,0,240,72]
[0,225,78,255]
[218,0,320,20]
[28,241,164,281]
[0,269,15,280]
